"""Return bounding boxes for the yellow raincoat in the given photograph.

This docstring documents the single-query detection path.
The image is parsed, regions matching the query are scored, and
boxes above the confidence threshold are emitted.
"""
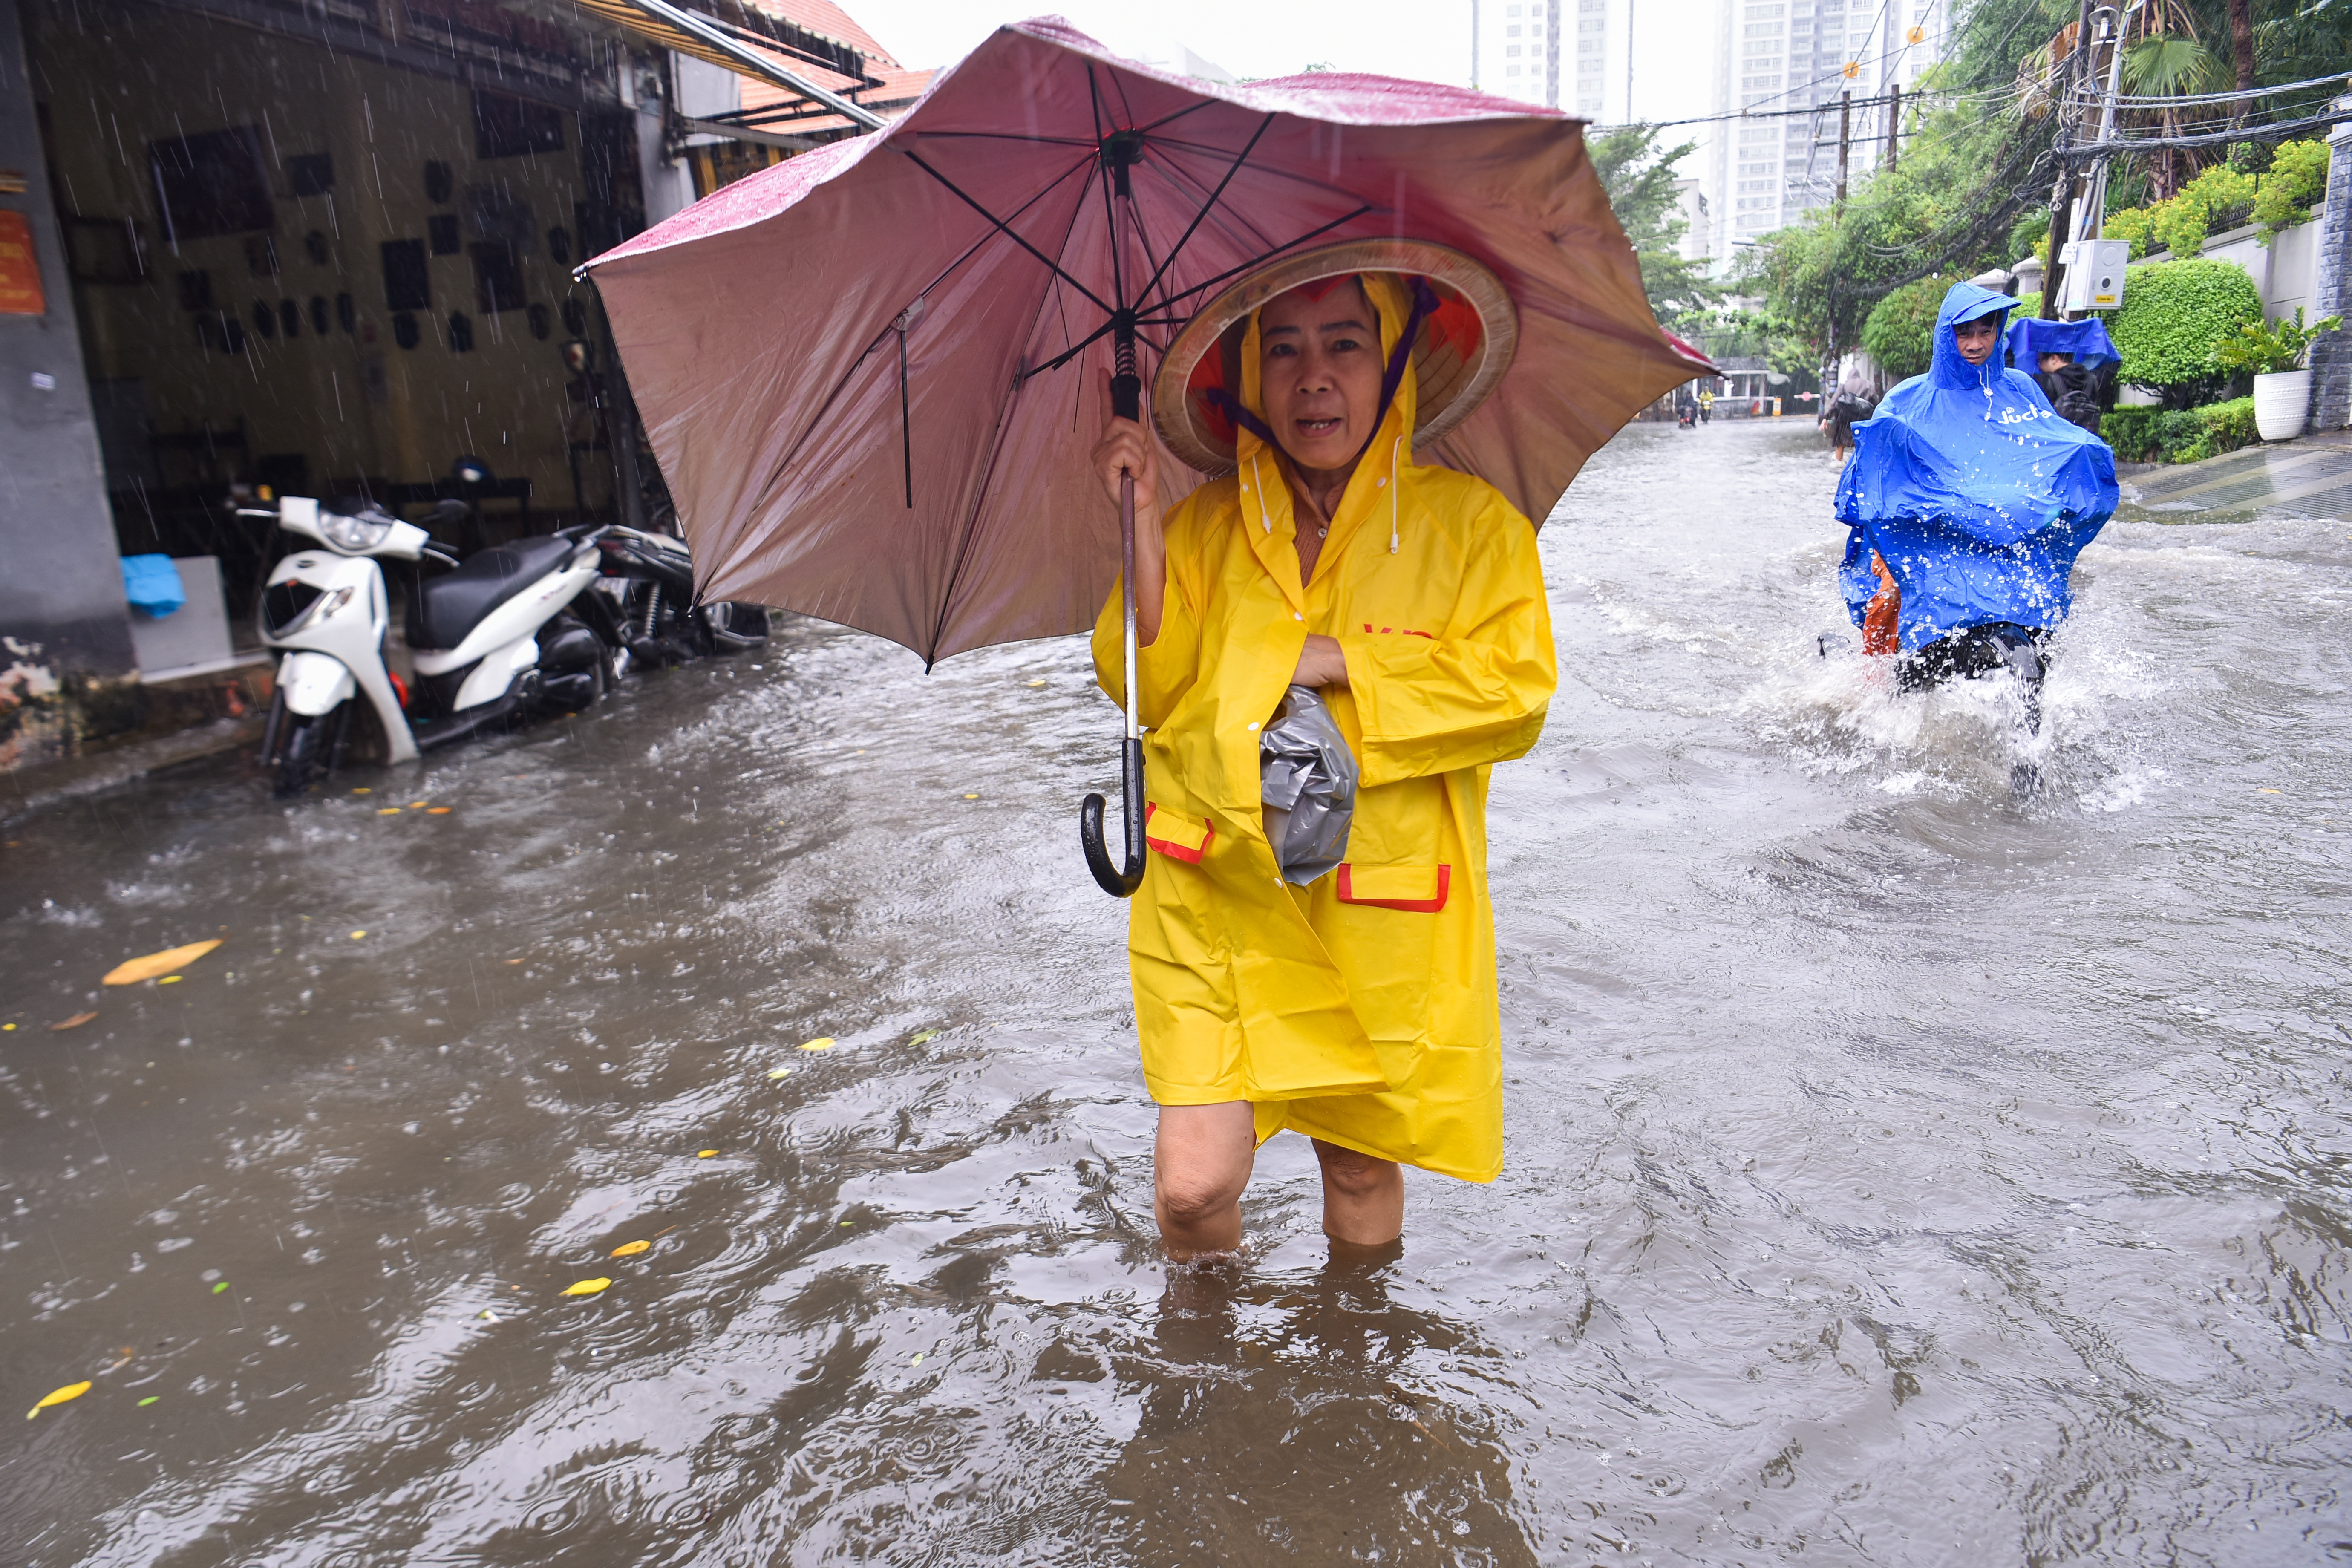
[1091,273,1556,1182]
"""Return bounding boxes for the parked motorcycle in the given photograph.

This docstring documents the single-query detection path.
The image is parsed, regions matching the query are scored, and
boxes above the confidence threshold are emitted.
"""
[590,524,768,672]
[248,496,615,796]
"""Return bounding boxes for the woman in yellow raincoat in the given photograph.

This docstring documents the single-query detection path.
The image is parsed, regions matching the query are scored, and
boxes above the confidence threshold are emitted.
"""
[1090,244,1556,1258]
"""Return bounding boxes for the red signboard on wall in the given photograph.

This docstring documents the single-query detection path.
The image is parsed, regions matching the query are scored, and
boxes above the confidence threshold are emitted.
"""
[0,210,45,314]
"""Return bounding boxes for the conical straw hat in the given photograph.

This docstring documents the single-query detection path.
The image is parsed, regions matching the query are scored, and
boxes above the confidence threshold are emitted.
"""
[1152,239,1518,476]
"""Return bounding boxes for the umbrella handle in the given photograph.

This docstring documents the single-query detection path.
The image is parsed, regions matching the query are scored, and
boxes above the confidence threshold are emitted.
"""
[1081,460,1146,898]
[1080,736,1145,896]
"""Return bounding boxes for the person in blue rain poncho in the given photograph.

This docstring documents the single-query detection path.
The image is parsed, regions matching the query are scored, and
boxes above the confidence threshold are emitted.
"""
[1835,282,2118,723]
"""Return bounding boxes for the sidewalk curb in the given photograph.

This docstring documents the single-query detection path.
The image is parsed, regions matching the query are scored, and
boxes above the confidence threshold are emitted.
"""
[0,715,264,827]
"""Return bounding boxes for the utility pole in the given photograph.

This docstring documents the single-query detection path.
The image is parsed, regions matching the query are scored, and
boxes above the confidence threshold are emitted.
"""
[2042,0,2096,317]
[1470,0,1479,90]
[1835,89,1851,210]
[2081,0,2144,245]
[1885,83,1901,169]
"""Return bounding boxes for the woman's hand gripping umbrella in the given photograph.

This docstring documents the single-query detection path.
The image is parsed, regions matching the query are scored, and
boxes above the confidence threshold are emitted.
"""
[579,18,1709,902]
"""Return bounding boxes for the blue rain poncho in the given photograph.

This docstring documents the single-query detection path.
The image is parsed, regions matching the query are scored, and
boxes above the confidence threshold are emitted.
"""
[1835,282,2118,652]
[2003,314,2119,371]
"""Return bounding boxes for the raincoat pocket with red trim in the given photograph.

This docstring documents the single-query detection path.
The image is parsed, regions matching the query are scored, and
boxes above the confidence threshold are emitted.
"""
[1144,803,1213,864]
[1334,863,1451,913]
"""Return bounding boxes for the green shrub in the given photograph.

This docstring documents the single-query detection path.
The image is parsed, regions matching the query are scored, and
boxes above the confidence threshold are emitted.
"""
[2109,258,2262,404]
[2212,308,2345,375]
[2103,144,2326,262]
[2106,206,2158,261]
[1860,274,1962,383]
[2253,140,2330,240]
[2101,397,2256,464]
[2101,406,2160,461]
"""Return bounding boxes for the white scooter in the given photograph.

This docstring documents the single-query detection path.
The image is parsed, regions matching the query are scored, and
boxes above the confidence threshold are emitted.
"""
[249,496,611,796]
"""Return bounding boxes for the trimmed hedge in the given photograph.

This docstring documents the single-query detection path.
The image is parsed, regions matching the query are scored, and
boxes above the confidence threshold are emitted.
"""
[2101,397,2257,464]
[2107,258,2263,404]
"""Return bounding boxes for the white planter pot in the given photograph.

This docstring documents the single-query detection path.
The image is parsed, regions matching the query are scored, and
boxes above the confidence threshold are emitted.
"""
[2252,369,2311,441]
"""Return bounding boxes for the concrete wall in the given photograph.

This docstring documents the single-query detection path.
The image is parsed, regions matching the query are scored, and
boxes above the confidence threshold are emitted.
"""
[0,0,136,737]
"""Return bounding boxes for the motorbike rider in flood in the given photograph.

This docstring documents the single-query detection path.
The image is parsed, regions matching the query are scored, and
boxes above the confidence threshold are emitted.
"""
[1835,282,2118,732]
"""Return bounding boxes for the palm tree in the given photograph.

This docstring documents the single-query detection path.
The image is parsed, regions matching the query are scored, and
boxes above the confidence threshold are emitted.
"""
[2119,0,2229,198]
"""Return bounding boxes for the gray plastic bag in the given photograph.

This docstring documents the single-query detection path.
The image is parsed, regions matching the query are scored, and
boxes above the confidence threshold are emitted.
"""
[1259,684,1357,886]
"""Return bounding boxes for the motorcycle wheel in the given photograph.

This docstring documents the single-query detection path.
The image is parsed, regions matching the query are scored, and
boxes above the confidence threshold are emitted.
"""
[273,708,334,798]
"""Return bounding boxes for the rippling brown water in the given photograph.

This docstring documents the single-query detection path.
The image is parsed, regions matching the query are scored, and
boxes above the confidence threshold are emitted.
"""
[4,419,2349,1565]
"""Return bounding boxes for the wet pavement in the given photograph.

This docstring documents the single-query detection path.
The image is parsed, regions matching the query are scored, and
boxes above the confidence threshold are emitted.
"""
[4,417,2350,1565]
[2124,427,2352,522]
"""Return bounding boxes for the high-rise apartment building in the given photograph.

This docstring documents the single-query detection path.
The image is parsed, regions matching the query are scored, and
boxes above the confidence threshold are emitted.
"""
[1473,0,1559,107]
[1703,0,1949,260]
[1472,0,1623,120]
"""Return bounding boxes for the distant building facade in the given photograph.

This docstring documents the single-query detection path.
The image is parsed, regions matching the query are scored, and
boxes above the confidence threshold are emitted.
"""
[1702,0,1948,260]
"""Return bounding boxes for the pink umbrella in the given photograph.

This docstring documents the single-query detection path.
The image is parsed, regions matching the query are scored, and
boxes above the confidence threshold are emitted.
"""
[581,17,1708,893]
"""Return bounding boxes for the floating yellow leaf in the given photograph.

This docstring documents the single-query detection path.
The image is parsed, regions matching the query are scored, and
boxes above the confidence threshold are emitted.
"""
[696,1149,718,1158]
[610,1239,651,1257]
[158,975,182,985]
[352,787,371,795]
[767,1066,793,1080]
[1,1023,12,1031]
[1026,679,1045,687]
[799,1037,836,1052]
[561,1278,610,1297]
[427,807,453,815]
[103,940,224,986]
[962,793,979,800]
[378,807,402,816]
[2259,788,2283,795]
[409,801,428,808]
[349,931,366,940]
[26,1381,91,1419]
[908,1029,940,1046]
[51,1012,97,1032]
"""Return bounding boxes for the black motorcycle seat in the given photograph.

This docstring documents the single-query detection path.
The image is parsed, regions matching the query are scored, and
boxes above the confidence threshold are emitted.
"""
[407,535,579,651]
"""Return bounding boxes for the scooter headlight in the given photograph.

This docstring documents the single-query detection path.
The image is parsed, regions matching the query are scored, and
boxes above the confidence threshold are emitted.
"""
[319,508,395,553]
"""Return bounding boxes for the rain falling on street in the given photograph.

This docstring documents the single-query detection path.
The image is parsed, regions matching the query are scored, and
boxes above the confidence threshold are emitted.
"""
[5,416,2349,1565]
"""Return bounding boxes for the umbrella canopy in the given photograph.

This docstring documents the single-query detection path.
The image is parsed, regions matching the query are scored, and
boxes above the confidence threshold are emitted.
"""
[581,17,1708,667]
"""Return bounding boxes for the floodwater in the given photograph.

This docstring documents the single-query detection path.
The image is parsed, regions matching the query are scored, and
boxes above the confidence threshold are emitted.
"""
[4,418,2349,1566]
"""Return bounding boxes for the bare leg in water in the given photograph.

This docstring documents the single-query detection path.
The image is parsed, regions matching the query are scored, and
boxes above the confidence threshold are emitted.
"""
[1154,1104,1405,1258]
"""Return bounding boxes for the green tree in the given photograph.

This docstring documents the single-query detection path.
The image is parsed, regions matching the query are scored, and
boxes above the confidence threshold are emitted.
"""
[1589,125,1722,331]
[1861,276,1966,383]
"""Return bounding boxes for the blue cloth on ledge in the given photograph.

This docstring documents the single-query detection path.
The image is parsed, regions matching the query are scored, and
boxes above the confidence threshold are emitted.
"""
[121,554,186,618]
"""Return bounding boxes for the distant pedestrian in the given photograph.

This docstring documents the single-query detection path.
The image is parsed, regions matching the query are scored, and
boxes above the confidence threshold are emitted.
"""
[1824,369,1875,462]
[2033,351,2105,435]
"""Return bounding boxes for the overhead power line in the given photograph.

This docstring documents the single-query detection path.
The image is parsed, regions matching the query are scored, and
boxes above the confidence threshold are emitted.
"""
[2103,69,2352,110]
[2059,102,2352,158]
